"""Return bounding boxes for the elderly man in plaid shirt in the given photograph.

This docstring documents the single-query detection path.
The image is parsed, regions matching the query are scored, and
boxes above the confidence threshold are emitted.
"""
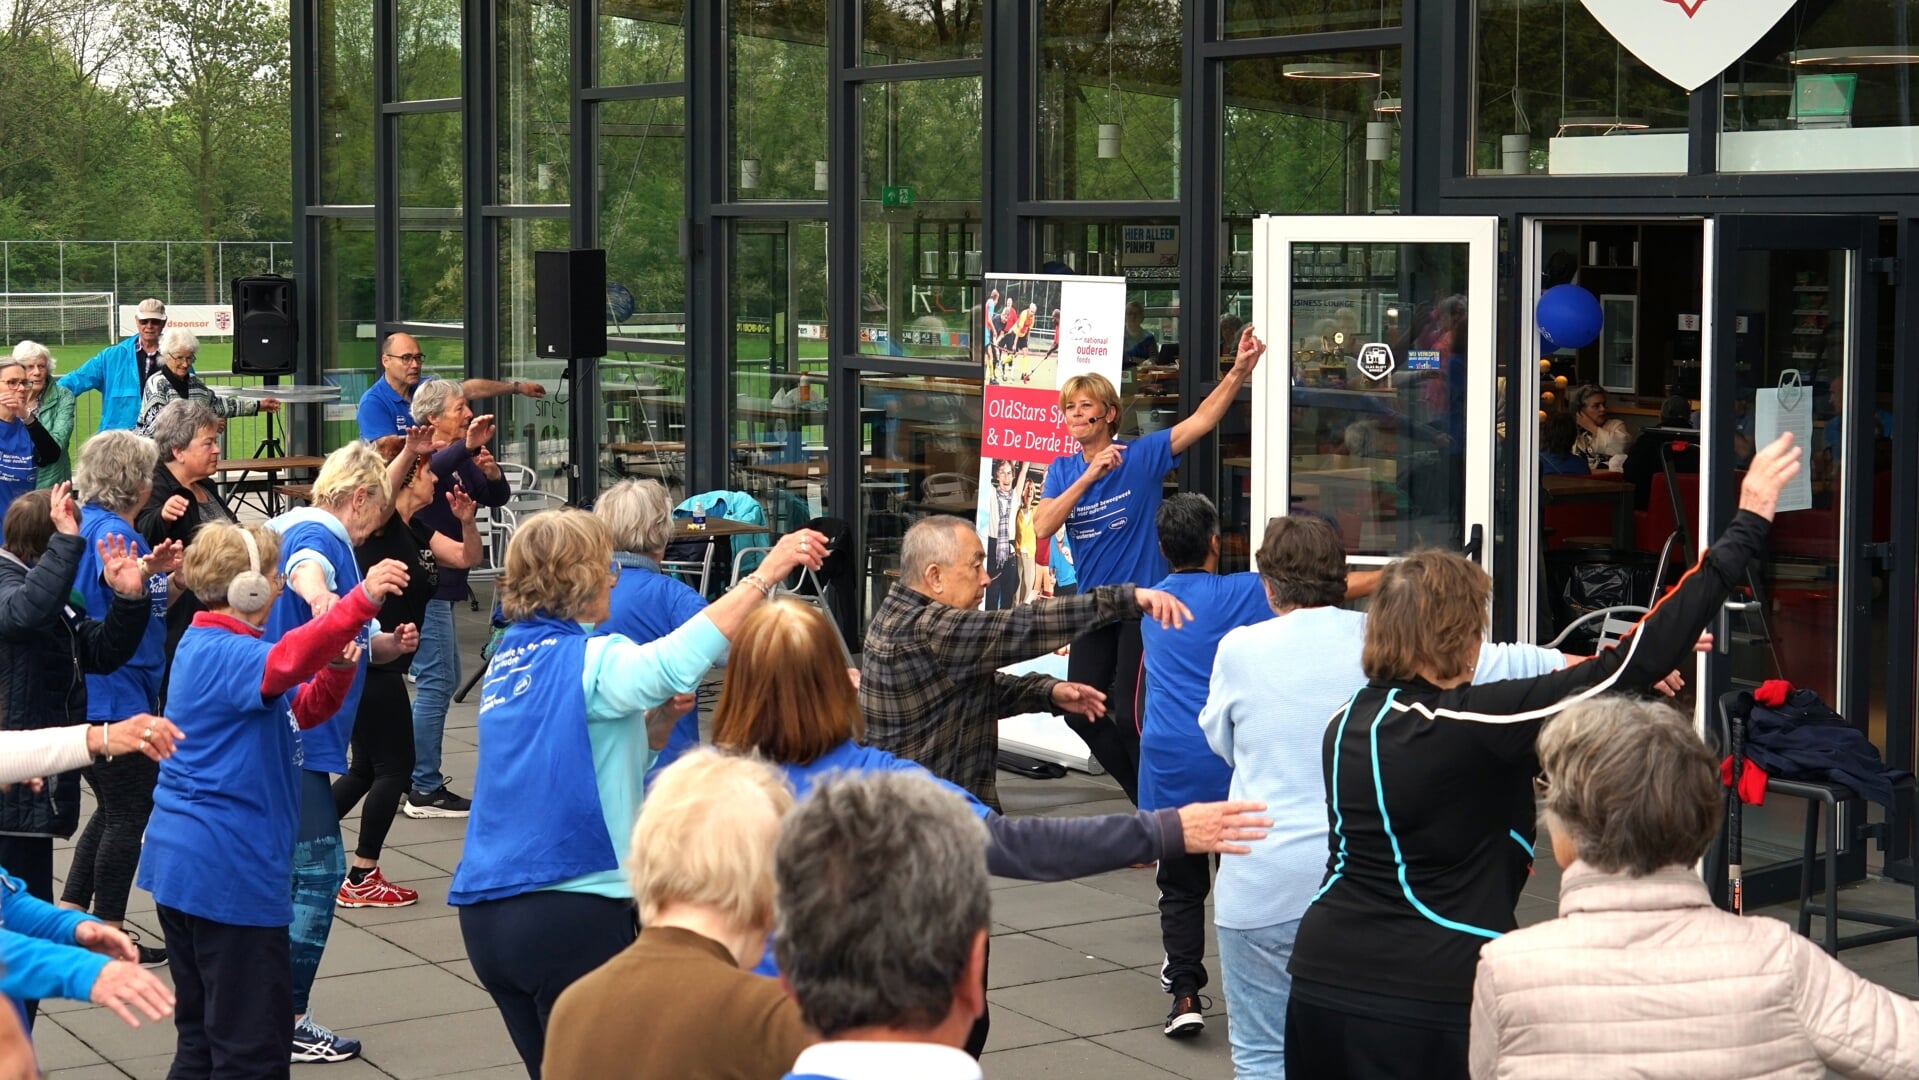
[861,516,1192,811]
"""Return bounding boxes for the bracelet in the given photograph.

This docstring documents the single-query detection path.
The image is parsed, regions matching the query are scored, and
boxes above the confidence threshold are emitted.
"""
[101,722,112,761]
[739,573,773,600]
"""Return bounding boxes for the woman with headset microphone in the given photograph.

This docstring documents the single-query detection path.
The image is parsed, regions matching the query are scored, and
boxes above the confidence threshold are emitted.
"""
[137,522,408,1079]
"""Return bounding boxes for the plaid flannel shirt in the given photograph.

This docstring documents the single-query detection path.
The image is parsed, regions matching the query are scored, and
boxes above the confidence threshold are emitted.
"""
[859,584,1140,810]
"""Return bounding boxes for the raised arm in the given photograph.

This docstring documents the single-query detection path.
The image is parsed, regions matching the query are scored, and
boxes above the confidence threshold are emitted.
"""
[1168,325,1264,455]
[984,800,1270,880]
[262,565,397,699]
[460,377,544,402]
[924,584,1139,675]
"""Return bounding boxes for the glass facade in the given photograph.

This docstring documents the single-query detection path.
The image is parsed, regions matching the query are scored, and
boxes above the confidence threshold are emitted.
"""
[395,110,464,326]
[1037,0,1182,201]
[731,2,829,202]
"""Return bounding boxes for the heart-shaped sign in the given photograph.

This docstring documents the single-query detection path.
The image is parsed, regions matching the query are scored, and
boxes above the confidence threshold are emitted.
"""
[1581,0,1797,91]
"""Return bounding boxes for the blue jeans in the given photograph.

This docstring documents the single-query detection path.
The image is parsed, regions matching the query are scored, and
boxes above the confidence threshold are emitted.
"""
[409,599,459,795]
[1218,919,1300,1080]
[290,770,344,1016]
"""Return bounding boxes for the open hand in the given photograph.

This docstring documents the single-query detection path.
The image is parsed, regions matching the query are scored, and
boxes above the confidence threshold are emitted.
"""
[1176,800,1273,856]
[1738,433,1802,522]
[73,921,138,962]
[48,482,78,536]
[145,539,184,576]
[1049,681,1107,720]
[473,446,502,481]
[465,413,497,450]
[447,482,478,522]
[97,535,151,598]
[88,960,174,1028]
[1133,587,1195,630]
[405,424,435,457]
[260,399,283,413]
[110,714,183,761]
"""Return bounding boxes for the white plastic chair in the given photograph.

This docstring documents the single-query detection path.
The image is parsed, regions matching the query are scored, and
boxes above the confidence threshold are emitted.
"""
[464,504,519,587]
[921,471,977,501]
[729,545,852,664]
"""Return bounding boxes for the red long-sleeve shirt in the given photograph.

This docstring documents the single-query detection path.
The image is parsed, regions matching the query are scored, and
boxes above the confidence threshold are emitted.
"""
[189,584,379,728]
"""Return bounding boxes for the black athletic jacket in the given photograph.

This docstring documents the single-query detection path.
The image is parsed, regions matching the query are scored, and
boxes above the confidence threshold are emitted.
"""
[1288,509,1772,1013]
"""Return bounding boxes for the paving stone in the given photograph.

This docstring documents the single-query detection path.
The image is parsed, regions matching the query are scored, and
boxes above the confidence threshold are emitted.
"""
[991,881,1158,933]
[306,966,496,1031]
[992,969,1175,1038]
[983,1037,1183,1078]
[42,1065,126,1080]
[987,933,1121,988]
[319,921,433,978]
[31,1018,106,1072]
[1035,912,1219,971]
[1092,1023,1238,1080]
[1075,866,1169,906]
[351,1013,522,1080]
[367,914,470,965]
[43,1002,182,1065]
[978,1003,1077,1052]
[392,839,466,876]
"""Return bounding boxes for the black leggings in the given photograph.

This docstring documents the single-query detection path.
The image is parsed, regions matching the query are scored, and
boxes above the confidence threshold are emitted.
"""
[332,668,415,862]
[459,890,637,1078]
[1064,617,1143,805]
[62,753,159,923]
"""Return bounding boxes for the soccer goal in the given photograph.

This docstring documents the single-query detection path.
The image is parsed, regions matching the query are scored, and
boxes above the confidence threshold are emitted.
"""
[0,292,117,347]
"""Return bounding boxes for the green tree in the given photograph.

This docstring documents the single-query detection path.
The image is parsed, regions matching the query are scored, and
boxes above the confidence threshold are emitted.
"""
[116,0,291,295]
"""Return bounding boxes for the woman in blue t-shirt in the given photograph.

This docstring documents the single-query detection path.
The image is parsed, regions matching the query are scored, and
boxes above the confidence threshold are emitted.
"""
[0,358,63,512]
[1032,325,1265,804]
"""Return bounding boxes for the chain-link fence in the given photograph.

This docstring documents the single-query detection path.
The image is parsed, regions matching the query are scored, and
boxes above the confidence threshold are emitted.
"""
[0,240,294,311]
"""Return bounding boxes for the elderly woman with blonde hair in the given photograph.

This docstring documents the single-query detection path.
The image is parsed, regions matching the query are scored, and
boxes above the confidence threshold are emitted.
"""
[594,479,709,784]
[543,749,813,1080]
[264,440,420,1063]
[1470,698,1919,1079]
[450,508,828,1077]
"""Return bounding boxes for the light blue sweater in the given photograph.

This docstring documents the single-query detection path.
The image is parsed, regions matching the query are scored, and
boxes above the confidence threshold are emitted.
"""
[1198,607,1564,931]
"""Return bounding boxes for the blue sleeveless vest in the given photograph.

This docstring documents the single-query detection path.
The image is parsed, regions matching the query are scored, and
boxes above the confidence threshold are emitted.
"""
[448,616,619,906]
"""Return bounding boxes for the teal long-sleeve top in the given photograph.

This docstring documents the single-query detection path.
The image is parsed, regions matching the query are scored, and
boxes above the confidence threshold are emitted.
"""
[0,872,107,1006]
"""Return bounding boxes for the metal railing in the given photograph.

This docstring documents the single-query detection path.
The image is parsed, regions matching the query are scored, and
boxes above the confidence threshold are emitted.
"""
[0,240,293,307]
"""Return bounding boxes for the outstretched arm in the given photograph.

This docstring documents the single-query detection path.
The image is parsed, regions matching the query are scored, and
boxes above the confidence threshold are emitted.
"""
[1169,325,1264,454]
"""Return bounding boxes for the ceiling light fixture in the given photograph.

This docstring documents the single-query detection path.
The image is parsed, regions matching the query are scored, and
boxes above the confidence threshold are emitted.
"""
[1790,46,1919,66]
[1283,60,1380,80]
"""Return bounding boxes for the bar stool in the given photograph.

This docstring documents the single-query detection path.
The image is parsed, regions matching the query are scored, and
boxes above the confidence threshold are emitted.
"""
[1715,691,1919,964]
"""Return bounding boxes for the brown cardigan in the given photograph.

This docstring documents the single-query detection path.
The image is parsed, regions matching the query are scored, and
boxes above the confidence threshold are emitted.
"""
[542,926,815,1080]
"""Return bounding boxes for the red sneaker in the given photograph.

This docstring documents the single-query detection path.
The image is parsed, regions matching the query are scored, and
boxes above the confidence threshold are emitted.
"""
[335,867,419,908]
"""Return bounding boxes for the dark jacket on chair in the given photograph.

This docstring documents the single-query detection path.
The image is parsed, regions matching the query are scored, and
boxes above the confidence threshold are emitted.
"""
[1743,689,1912,806]
[0,533,153,837]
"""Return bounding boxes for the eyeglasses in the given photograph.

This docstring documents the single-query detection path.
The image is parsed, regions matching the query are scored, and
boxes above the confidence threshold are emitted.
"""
[0,379,28,389]
[384,353,426,364]
[137,319,166,327]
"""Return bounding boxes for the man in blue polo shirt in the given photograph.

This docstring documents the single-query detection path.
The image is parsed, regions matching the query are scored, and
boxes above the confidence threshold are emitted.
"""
[355,332,546,441]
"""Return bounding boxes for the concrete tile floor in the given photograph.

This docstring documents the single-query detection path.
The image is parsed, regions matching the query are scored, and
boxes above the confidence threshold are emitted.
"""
[32,601,1918,1079]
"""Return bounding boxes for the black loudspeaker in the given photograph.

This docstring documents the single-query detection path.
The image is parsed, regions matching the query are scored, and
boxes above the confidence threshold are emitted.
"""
[231,275,298,375]
[535,249,607,360]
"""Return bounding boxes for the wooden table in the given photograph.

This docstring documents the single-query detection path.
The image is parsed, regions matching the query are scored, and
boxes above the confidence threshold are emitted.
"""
[274,483,313,504]
[214,455,326,517]
[1541,474,1636,549]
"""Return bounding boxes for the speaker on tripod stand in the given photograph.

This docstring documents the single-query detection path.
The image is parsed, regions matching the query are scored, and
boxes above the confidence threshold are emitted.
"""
[233,274,298,457]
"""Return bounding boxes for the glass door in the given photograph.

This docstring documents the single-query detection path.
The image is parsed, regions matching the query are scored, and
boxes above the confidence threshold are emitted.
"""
[1250,216,1501,571]
[1704,215,1881,906]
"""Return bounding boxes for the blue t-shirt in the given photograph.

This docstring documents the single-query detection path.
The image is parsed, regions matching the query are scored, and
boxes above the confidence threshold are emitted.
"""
[1042,428,1176,589]
[139,624,303,926]
[600,556,709,786]
[77,507,166,719]
[0,418,35,512]
[1138,572,1275,810]
[265,509,371,774]
[355,376,432,441]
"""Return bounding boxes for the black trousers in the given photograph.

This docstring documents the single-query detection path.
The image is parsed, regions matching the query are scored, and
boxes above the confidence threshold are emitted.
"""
[159,904,294,1080]
[459,890,637,1079]
[62,753,159,922]
[332,667,415,861]
[0,834,52,1026]
[985,545,1020,609]
[1157,853,1215,995]
[1284,993,1470,1080]
[1064,617,1144,805]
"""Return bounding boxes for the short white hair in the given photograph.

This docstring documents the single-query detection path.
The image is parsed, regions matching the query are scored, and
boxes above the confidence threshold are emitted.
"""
[899,516,973,585]
[158,326,199,358]
[10,341,51,368]
[595,479,673,557]
[410,378,464,424]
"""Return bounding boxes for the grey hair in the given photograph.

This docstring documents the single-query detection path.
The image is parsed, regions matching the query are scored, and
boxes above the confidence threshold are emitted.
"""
[410,378,464,424]
[898,516,972,585]
[74,430,159,514]
[158,326,199,359]
[149,399,222,461]
[773,771,990,1038]
[10,340,51,368]
[595,479,673,557]
[1537,697,1721,876]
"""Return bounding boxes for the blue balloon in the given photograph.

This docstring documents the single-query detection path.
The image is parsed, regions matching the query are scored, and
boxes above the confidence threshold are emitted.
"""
[1537,284,1602,350]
